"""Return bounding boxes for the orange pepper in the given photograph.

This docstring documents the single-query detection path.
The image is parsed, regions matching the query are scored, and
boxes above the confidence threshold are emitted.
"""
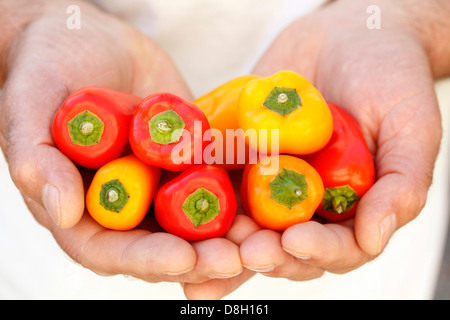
[193,74,260,170]
[241,154,324,231]
[86,154,161,230]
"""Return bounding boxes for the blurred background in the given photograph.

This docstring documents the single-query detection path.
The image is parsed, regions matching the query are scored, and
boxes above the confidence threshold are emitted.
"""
[436,224,450,299]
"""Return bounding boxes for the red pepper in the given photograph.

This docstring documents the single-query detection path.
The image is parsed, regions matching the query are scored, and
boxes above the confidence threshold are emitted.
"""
[154,165,237,241]
[52,87,141,169]
[129,93,211,171]
[302,102,375,222]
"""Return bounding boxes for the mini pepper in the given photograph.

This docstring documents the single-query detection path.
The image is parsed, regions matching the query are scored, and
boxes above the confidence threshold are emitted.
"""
[154,165,237,241]
[302,102,375,222]
[86,154,161,231]
[52,86,141,169]
[237,70,333,155]
[193,74,260,170]
[129,93,211,171]
[241,154,324,231]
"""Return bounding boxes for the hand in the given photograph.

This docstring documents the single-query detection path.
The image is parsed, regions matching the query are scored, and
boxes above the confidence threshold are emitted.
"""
[0,1,242,289]
[243,0,443,277]
[184,0,447,298]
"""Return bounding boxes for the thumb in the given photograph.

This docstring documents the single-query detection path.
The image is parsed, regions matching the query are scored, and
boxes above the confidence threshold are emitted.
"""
[354,77,442,256]
[0,67,84,229]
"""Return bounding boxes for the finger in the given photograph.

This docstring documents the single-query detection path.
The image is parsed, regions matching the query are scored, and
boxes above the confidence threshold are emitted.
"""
[0,63,85,229]
[183,269,255,300]
[225,214,261,245]
[354,82,442,256]
[240,229,323,281]
[186,238,243,282]
[48,211,197,279]
[282,221,371,274]
[180,214,259,300]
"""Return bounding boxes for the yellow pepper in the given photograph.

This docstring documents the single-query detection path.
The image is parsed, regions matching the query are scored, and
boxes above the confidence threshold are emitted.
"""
[86,154,161,230]
[193,74,260,170]
[237,70,333,155]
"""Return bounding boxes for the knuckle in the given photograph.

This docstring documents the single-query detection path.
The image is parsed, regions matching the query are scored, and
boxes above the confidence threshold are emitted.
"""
[8,154,37,191]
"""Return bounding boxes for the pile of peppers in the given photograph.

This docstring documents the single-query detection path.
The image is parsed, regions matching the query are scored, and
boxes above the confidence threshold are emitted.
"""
[52,70,375,241]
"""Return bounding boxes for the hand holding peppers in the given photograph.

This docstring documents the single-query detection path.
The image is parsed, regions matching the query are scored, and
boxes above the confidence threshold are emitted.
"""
[48,67,380,301]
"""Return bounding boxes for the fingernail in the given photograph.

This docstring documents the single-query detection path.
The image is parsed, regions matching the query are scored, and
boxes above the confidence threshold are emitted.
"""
[42,184,61,226]
[163,267,194,276]
[164,272,187,276]
[378,214,397,254]
[243,264,275,273]
[283,249,311,260]
[209,269,243,279]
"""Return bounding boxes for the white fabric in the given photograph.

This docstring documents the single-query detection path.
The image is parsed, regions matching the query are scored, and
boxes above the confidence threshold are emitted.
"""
[0,0,449,299]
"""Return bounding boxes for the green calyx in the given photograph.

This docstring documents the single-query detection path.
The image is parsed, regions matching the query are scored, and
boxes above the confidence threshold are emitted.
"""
[68,110,105,146]
[148,109,185,144]
[322,185,359,214]
[269,168,308,209]
[182,187,220,228]
[99,179,129,213]
[263,86,302,116]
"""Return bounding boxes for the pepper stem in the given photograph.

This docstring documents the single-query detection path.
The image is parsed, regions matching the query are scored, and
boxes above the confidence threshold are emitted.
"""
[182,188,220,228]
[79,121,95,136]
[322,185,359,215]
[148,109,185,145]
[195,198,210,212]
[99,179,129,213]
[68,110,104,146]
[263,87,302,116]
[269,168,308,209]
[107,189,120,203]
[277,93,289,104]
[156,120,173,133]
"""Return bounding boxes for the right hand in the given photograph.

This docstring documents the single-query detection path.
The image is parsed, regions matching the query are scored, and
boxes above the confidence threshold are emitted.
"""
[0,1,242,288]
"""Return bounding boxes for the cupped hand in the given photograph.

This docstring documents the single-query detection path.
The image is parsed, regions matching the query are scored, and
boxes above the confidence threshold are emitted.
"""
[184,0,444,298]
[0,1,242,290]
[243,0,442,278]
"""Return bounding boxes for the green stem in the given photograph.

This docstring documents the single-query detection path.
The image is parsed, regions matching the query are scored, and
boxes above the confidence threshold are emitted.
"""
[195,198,210,212]
[322,185,359,214]
[182,188,220,228]
[68,110,104,146]
[263,87,302,116]
[99,179,129,213]
[148,109,185,144]
[269,168,308,209]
